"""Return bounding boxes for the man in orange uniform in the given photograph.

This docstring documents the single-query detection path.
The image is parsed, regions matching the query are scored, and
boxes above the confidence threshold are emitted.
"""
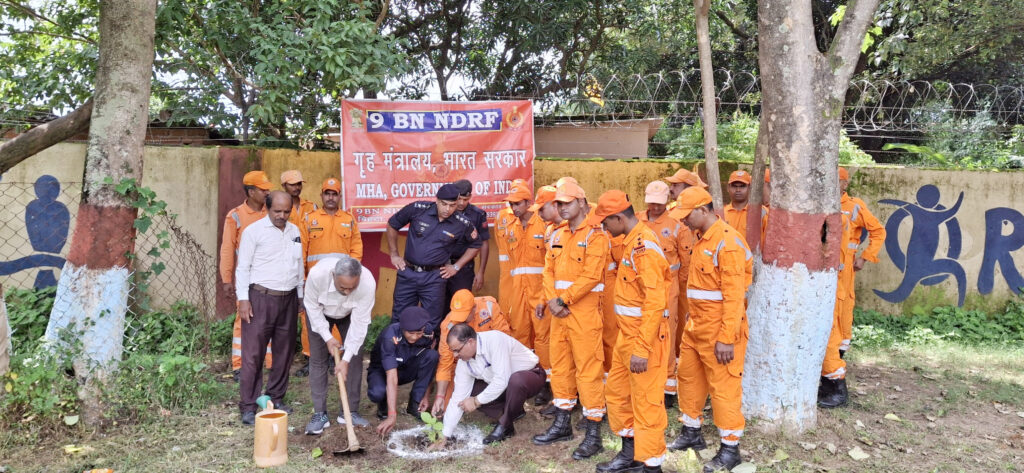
[280,170,320,378]
[531,185,561,411]
[639,181,691,407]
[723,170,752,240]
[430,289,511,417]
[838,167,885,356]
[532,181,608,461]
[665,170,704,389]
[222,171,273,380]
[493,181,525,315]
[819,175,853,409]
[665,169,707,204]
[602,234,625,375]
[593,190,672,473]
[668,187,752,473]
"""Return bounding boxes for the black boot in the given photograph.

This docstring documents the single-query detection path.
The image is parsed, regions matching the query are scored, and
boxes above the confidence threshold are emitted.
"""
[483,423,515,444]
[703,443,741,472]
[540,403,559,417]
[534,383,553,406]
[572,418,604,460]
[817,376,829,398]
[817,377,849,408]
[642,466,662,473]
[375,402,388,420]
[667,426,707,452]
[839,349,846,359]
[293,357,310,377]
[664,393,676,409]
[596,436,643,472]
[532,408,574,445]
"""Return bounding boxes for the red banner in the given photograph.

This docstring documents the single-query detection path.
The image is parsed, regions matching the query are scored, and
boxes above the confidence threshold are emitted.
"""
[340,99,535,231]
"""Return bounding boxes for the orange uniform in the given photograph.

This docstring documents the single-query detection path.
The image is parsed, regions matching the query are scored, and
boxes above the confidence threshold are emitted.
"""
[822,211,852,380]
[639,209,686,395]
[666,206,696,392]
[436,295,512,383]
[494,206,518,314]
[297,207,361,356]
[677,218,752,447]
[221,201,271,371]
[543,219,608,421]
[287,199,318,230]
[838,192,885,350]
[605,222,672,468]
[601,234,625,373]
[723,204,749,241]
[508,212,551,371]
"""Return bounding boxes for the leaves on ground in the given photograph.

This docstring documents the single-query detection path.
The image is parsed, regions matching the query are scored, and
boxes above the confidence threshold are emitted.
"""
[884,413,901,421]
[772,448,789,462]
[848,446,871,461]
[63,415,79,426]
[732,462,757,473]
[311,447,323,459]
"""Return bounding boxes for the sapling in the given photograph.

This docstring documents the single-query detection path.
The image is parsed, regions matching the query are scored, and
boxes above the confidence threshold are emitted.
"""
[420,412,444,442]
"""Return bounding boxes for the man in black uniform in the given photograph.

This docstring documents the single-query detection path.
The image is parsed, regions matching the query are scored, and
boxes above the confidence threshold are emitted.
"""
[387,183,481,332]
[367,307,440,437]
[445,179,490,310]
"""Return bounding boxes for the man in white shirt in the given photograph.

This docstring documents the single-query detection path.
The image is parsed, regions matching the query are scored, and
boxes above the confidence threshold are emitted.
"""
[235,191,305,425]
[302,255,376,434]
[439,324,546,445]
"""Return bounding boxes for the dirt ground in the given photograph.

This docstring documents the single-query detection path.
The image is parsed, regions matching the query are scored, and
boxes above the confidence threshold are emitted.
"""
[2,344,1023,473]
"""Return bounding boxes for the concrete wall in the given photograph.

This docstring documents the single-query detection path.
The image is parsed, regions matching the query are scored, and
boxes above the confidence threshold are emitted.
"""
[3,143,1021,318]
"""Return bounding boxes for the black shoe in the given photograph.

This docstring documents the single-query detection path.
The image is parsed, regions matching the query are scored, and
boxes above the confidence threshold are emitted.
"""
[483,423,515,444]
[667,426,707,452]
[376,403,388,420]
[406,399,422,419]
[817,376,829,398]
[572,418,604,460]
[817,377,849,409]
[232,369,240,383]
[294,359,310,378]
[241,411,256,425]
[839,349,846,359]
[534,384,553,406]
[532,408,574,445]
[664,393,676,409]
[273,402,294,415]
[642,466,662,473]
[703,444,742,472]
[540,403,559,418]
[596,436,643,472]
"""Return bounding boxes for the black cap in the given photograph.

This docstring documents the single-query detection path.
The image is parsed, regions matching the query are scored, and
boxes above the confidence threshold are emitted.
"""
[399,307,431,332]
[453,179,472,196]
[436,183,460,201]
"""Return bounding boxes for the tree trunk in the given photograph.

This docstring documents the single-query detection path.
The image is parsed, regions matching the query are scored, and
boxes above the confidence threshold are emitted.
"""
[0,100,93,174]
[44,0,157,425]
[743,0,880,433]
[0,284,9,377]
[694,0,723,208]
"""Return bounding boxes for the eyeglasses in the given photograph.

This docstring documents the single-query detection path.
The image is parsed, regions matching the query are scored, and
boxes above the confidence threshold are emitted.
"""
[449,340,468,356]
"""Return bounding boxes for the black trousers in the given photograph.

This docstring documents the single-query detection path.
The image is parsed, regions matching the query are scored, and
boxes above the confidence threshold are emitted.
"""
[470,365,546,427]
[239,288,297,413]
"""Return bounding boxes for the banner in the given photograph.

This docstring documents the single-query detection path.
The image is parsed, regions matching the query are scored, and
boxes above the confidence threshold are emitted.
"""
[340,99,534,231]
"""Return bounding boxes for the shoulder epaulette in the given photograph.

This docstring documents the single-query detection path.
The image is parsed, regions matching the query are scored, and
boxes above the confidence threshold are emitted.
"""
[414,201,432,209]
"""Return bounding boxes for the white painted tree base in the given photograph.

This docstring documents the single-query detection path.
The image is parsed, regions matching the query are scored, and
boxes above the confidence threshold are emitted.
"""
[743,259,836,434]
[45,262,130,373]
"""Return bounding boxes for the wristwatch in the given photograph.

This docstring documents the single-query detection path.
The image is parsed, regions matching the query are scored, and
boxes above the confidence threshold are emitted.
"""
[556,297,567,307]
[452,263,461,271]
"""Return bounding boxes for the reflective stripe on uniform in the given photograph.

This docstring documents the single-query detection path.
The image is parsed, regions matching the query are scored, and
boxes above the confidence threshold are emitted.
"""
[643,455,665,467]
[824,366,846,380]
[510,266,544,276]
[614,304,642,317]
[554,281,604,292]
[687,289,723,300]
[608,262,617,271]
[582,406,606,419]
[642,239,666,260]
[847,242,858,249]
[669,263,681,271]
[615,428,635,437]
[553,398,577,409]
[231,211,241,228]
[679,413,702,428]
[720,428,744,445]
[307,252,346,262]
[498,254,509,262]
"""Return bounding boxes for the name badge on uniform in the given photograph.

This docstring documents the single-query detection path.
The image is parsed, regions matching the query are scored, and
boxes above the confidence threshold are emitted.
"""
[443,230,455,238]
[396,358,404,362]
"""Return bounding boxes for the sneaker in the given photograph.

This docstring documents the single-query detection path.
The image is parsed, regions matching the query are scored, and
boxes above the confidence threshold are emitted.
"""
[337,411,370,427]
[241,411,256,425]
[305,412,330,435]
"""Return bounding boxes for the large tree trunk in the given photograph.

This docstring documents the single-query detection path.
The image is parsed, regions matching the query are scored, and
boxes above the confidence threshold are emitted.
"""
[44,0,157,425]
[743,0,880,433]
[0,100,93,174]
[694,0,722,208]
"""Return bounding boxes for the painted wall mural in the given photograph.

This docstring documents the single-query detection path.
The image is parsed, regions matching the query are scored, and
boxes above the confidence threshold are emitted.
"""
[0,175,70,288]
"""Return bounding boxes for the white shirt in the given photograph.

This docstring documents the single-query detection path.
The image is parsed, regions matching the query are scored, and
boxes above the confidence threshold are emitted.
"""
[442,331,539,437]
[235,216,304,301]
[303,258,376,362]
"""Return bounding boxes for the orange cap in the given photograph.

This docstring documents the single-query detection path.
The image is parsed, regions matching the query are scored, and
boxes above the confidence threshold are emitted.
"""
[280,170,304,185]
[554,176,579,188]
[504,182,533,202]
[673,187,714,220]
[728,170,751,185]
[764,168,771,183]
[839,167,849,180]
[242,171,272,190]
[528,185,557,212]
[588,190,632,225]
[322,177,341,193]
[554,181,586,203]
[448,289,476,322]
[665,168,708,188]
[644,181,670,204]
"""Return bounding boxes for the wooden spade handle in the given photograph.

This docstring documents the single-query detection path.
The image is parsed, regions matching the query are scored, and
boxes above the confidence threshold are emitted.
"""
[334,350,360,450]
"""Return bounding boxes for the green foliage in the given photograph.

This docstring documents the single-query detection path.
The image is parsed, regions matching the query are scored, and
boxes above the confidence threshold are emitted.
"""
[883,104,1024,169]
[853,300,1024,348]
[106,354,229,418]
[420,411,444,441]
[664,112,875,165]
[363,315,392,352]
[1,345,80,422]
[4,286,56,352]
[124,301,203,355]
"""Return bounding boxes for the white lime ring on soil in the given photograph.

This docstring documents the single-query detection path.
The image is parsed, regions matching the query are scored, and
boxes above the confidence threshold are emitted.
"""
[385,424,485,459]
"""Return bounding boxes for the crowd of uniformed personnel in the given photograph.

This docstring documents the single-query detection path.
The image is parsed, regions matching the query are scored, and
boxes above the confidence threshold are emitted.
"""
[221,166,884,473]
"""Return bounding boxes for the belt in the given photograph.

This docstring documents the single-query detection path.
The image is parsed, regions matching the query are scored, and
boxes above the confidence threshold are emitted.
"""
[250,284,296,297]
[407,262,442,272]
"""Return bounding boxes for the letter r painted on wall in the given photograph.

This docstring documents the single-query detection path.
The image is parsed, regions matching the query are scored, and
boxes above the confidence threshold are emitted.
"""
[978,207,1024,296]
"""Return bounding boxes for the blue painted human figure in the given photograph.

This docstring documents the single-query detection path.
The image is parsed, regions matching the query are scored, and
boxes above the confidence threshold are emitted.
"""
[0,175,69,288]
[874,184,967,306]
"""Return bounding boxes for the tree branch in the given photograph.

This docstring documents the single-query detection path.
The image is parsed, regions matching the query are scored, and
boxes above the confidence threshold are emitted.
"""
[713,9,751,41]
[0,99,92,174]
[0,0,97,44]
[826,0,882,92]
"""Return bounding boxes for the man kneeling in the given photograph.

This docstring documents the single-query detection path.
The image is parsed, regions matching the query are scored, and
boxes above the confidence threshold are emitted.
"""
[438,324,545,445]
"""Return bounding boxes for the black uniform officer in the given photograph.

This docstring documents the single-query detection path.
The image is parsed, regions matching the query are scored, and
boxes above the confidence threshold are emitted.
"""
[367,307,440,436]
[387,183,481,332]
[445,179,491,310]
